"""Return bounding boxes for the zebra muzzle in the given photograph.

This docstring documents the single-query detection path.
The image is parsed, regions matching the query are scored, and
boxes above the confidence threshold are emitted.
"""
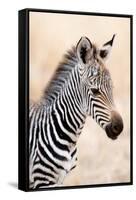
[105,111,123,140]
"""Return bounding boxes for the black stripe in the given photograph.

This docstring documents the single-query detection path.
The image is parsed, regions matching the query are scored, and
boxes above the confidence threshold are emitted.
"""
[68,85,85,123]
[34,176,48,182]
[29,107,35,121]
[71,73,82,104]
[35,157,56,174]
[61,94,77,130]
[65,89,81,128]
[71,148,77,157]
[38,141,65,170]
[33,168,55,179]
[35,181,55,189]
[29,110,37,151]
[55,101,76,134]
[70,165,76,171]
[91,97,107,107]
[52,108,75,144]
[42,125,68,161]
[98,117,109,124]
[40,111,68,164]
[92,103,106,119]
[49,115,69,152]
[95,110,108,117]
[40,116,50,147]
[96,114,109,122]
[30,109,41,153]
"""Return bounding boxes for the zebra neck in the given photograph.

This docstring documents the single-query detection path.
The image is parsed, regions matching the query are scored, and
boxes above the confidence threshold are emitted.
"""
[48,69,86,143]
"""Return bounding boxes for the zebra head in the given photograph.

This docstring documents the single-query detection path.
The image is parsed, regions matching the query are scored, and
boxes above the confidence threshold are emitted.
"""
[76,35,123,140]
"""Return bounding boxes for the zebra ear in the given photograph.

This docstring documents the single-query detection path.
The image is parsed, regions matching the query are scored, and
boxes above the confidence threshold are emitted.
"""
[76,37,93,65]
[100,34,116,61]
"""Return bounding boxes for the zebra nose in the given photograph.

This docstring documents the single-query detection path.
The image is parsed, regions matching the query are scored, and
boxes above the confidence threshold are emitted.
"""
[112,122,123,134]
[105,111,123,140]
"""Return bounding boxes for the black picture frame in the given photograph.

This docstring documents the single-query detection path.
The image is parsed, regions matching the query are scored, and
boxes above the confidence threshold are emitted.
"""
[18,8,133,192]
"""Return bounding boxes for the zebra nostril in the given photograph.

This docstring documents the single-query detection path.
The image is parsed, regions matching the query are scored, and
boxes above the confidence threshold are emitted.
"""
[113,124,120,132]
[112,122,123,135]
[105,123,117,140]
[105,119,123,140]
[110,110,123,135]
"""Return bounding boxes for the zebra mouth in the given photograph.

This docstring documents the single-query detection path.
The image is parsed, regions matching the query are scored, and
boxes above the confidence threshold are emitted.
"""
[105,112,123,140]
[105,124,118,140]
[105,111,123,140]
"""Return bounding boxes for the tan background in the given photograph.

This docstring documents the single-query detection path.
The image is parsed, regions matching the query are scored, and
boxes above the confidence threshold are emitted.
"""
[29,12,130,186]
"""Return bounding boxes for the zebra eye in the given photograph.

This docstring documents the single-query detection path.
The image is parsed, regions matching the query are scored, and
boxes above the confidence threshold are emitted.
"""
[91,88,100,95]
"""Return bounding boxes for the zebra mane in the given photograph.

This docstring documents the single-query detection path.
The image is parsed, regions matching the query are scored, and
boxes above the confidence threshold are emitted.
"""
[43,46,78,104]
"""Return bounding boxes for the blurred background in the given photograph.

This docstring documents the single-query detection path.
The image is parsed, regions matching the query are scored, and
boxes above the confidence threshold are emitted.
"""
[29,11,131,186]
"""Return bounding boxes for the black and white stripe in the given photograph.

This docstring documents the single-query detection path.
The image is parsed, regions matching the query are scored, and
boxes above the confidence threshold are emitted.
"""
[29,36,117,189]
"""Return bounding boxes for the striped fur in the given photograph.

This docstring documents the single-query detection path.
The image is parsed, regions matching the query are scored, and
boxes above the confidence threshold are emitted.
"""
[29,36,122,189]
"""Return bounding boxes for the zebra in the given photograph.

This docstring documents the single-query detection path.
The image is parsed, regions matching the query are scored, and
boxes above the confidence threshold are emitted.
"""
[29,35,123,189]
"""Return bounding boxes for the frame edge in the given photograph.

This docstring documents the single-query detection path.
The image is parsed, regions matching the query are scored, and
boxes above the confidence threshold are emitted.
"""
[18,9,29,192]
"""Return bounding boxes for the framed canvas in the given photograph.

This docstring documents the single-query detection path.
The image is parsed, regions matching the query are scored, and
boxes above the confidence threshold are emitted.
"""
[18,8,133,191]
